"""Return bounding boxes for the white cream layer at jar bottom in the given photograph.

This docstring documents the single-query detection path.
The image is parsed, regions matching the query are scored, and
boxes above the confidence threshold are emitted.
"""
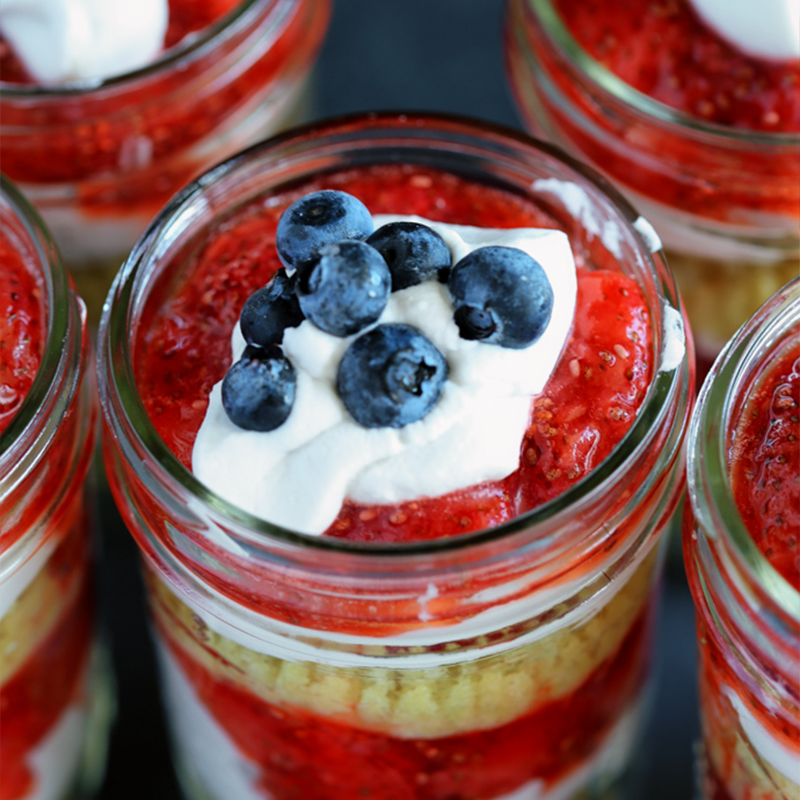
[156,639,646,800]
[15,661,92,800]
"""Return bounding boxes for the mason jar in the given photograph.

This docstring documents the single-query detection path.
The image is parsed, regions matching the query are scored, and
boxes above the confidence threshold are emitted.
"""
[504,0,800,378]
[98,112,694,800]
[0,0,331,322]
[0,175,113,800]
[683,278,799,800]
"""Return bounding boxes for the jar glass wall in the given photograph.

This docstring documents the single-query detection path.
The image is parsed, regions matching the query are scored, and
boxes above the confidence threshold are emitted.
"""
[98,113,694,800]
[504,0,800,375]
[0,175,113,800]
[0,0,331,321]
[683,278,799,800]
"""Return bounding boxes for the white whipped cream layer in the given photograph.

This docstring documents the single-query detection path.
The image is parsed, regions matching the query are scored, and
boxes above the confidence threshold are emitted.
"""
[723,685,800,786]
[0,538,55,620]
[0,0,168,84]
[24,705,89,800]
[157,641,264,800]
[690,0,800,61]
[193,216,577,535]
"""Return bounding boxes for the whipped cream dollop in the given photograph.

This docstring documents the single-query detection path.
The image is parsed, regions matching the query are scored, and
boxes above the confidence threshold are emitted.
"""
[0,0,168,83]
[690,0,800,61]
[193,216,577,535]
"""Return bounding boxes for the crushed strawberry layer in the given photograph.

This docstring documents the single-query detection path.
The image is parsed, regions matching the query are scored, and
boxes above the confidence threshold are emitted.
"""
[553,0,800,132]
[134,164,653,543]
[0,230,43,435]
[729,342,800,586]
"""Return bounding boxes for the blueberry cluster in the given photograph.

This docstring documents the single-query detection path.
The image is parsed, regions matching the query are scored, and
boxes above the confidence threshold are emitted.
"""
[221,190,554,431]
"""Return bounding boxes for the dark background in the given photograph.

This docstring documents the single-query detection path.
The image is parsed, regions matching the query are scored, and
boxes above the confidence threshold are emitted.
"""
[96,2,699,797]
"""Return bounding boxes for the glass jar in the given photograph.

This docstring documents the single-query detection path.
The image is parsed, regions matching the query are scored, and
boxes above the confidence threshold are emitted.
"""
[0,0,331,322]
[0,175,113,800]
[504,0,800,377]
[98,112,694,800]
[683,278,799,800]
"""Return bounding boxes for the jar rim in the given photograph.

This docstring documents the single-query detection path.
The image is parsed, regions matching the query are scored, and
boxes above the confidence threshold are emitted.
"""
[0,173,71,465]
[516,0,800,148]
[687,276,800,621]
[0,0,288,97]
[99,110,692,561]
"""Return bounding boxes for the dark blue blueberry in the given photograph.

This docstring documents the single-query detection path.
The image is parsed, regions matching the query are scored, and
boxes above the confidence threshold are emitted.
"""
[240,269,305,347]
[447,246,554,349]
[366,221,452,290]
[221,345,296,431]
[296,240,391,337]
[337,323,448,428]
[276,190,373,273]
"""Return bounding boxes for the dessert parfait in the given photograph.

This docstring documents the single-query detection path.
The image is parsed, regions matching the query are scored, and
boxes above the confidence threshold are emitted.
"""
[505,0,800,375]
[98,113,694,799]
[0,176,111,800]
[684,278,799,800]
[0,0,330,319]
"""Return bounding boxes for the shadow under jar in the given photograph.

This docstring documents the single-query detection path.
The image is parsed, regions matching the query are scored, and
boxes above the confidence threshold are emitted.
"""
[98,112,694,800]
[683,278,799,800]
[0,0,330,323]
[0,175,113,800]
[504,0,800,379]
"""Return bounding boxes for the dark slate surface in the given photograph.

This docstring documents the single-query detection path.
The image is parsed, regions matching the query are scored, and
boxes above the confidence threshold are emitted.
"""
[96,2,699,797]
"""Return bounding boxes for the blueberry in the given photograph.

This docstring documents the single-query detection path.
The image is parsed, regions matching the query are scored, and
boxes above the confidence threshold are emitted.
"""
[366,221,452,290]
[221,345,296,431]
[240,269,305,347]
[295,240,391,337]
[276,190,373,273]
[337,323,448,428]
[447,246,554,349]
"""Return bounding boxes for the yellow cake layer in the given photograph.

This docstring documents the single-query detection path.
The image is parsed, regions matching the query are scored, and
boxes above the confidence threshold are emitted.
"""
[0,533,87,685]
[668,250,798,350]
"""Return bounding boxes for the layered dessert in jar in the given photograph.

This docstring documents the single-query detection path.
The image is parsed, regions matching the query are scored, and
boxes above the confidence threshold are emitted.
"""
[98,114,694,800]
[0,176,111,800]
[505,0,800,376]
[684,278,800,800]
[0,0,330,320]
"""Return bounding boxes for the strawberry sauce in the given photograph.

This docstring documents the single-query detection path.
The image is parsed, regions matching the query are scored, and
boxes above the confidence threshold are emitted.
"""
[0,231,43,435]
[729,343,800,587]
